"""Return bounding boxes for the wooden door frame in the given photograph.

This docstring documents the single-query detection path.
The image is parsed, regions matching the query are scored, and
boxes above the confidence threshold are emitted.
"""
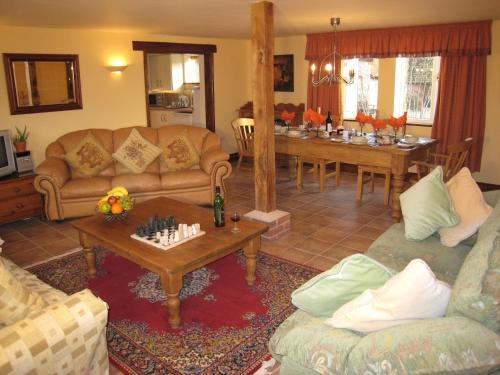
[132,41,217,132]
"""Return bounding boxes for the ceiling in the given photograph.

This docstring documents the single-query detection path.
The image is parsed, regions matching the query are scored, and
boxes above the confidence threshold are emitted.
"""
[0,0,498,38]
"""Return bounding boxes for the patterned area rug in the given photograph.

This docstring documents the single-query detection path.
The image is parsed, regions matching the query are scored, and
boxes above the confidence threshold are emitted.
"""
[28,249,316,374]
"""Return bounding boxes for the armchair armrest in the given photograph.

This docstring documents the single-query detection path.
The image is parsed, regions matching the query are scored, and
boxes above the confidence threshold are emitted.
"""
[346,317,500,374]
[200,147,230,174]
[35,157,70,188]
[0,289,109,375]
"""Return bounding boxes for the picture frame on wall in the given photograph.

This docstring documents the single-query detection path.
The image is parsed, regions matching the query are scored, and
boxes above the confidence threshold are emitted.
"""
[273,54,294,92]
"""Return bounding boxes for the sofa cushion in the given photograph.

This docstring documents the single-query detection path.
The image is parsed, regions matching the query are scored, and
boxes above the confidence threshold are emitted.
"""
[60,177,112,199]
[160,170,210,190]
[400,166,459,241]
[111,173,161,194]
[325,259,451,333]
[366,223,472,284]
[113,128,162,174]
[269,309,361,374]
[439,168,493,247]
[346,317,500,375]
[0,257,47,326]
[159,133,200,172]
[61,132,113,177]
[446,198,500,333]
[291,254,394,317]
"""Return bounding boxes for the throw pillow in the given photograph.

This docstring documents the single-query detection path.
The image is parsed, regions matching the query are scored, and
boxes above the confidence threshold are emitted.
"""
[159,134,200,171]
[0,258,47,326]
[439,168,493,247]
[291,254,394,317]
[113,128,162,174]
[325,259,451,333]
[400,166,459,241]
[61,132,112,177]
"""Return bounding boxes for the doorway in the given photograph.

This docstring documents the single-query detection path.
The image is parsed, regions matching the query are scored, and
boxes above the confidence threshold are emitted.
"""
[132,41,216,132]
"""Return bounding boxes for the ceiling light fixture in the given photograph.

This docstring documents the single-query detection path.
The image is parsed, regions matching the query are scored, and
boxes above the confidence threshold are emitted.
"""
[310,18,355,87]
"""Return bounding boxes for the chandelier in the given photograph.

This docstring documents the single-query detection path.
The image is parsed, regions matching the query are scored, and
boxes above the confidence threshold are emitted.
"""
[310,18,355,87]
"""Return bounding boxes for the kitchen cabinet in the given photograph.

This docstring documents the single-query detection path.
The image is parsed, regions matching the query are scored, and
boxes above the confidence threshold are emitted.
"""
[150,109,192,128]
[148,54,185,92]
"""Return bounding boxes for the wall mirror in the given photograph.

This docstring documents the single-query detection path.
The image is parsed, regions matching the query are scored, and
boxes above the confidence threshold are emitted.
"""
[3,53,82,115]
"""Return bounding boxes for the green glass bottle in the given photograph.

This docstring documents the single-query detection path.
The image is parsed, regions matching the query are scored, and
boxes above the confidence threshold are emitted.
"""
[213,186,225,227]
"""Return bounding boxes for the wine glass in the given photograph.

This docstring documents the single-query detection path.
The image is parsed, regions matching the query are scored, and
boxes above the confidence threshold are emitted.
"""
[231,212,241,233]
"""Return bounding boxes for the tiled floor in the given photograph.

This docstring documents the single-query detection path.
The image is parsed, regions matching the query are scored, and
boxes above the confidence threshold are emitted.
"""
[0,161,393,375]
[0,161,394,271]
[225,162,394,271]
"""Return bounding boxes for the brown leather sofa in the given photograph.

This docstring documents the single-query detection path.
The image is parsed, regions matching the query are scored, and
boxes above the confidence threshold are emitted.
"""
[34,125,232,221]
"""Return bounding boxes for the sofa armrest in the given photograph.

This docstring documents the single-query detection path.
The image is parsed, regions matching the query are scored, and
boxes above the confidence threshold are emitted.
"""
[200,147,229,174]
[346,317,500,374]
[200,147,232,201]
[35,157,70,188]
[34,157,70,221]
[0,289,109,375]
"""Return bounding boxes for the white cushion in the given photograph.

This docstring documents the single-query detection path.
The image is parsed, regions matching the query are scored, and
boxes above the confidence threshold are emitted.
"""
[438,167,493,247]
[324,259,451,333]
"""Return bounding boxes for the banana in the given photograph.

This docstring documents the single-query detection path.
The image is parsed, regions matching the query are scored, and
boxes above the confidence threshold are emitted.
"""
[107,186,128,196]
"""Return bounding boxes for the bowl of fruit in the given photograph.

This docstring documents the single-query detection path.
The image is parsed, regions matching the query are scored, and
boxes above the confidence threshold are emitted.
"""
[97,186,134,222]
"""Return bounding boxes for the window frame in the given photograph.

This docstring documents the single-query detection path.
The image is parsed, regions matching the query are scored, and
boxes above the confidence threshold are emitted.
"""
[393,56,440,126]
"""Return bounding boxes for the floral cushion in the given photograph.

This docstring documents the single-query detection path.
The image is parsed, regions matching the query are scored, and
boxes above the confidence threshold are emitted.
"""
[113,128,162,174]
[0,257,47,326]
[62,132,112,177]
[346,317,500,374]
[159,134,200,172]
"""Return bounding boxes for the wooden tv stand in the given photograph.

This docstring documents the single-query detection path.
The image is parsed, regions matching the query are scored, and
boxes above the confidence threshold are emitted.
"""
[0,173,43,225]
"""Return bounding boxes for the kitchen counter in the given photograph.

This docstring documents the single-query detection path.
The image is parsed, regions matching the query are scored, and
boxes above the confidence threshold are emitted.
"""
[149,105,193,113]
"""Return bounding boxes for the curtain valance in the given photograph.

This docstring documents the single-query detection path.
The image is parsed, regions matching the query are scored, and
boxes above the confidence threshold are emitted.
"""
[305,20,491,59]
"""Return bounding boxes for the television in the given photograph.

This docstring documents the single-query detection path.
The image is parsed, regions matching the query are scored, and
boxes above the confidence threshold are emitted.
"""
[0,130,16,178]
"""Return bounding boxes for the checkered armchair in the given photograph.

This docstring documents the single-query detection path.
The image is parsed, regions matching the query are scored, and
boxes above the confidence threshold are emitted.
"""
[0,257,109,374]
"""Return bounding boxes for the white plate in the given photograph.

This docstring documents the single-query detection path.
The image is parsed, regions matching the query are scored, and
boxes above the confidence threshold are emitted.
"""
[397,143,415,149]
[331,138,343,143]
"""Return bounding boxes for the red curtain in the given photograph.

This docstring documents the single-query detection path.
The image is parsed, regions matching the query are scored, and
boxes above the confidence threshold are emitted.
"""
[432,55,487,171]
[306,21,492,59]
[306,20,491,171]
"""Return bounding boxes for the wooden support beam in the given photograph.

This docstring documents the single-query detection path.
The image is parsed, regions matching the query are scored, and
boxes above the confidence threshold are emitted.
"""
[251,1,276,212]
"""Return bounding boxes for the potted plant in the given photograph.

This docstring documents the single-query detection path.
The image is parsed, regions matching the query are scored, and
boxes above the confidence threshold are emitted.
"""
[13,126,29,153]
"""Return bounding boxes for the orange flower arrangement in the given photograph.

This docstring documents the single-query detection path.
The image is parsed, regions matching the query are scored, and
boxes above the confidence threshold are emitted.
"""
[280,110,296,122]
[304,108,325,127]
[371,118,387,131]
[389,112,407,133]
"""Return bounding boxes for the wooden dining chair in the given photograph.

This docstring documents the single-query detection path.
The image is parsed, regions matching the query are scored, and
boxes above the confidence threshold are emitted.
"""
[412,137,473,183]
[297,158,341,192]
[231,118,255,171]
[357,165,392,205]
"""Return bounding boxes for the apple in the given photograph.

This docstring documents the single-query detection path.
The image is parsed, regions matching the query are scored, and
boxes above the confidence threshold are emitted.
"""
[107,196,118,205]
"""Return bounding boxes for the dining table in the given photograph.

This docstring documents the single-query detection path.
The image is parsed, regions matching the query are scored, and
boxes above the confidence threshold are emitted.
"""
[274,131,438,222]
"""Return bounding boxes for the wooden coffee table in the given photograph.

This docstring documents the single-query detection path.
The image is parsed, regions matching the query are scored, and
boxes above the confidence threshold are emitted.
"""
[71,197,268,328]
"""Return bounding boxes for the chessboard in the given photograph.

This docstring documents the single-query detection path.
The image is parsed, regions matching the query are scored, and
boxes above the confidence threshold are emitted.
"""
[130,215,205,251]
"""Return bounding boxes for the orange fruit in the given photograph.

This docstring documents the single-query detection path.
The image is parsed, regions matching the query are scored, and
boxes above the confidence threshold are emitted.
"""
[110,203,123,214]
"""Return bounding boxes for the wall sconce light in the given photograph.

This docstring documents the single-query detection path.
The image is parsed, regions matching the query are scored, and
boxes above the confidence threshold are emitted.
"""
[106,65,128,73]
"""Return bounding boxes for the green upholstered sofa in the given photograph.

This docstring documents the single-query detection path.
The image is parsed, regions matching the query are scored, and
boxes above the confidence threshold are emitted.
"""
[269,190,500,374]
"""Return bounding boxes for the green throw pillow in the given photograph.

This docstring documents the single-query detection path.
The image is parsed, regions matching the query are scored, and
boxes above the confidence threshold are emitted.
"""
[291,254,394,317]
[400,166,459,241]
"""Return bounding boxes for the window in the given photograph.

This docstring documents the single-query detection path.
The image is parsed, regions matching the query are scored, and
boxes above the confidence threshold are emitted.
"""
[393,56,440,124]
[342,58,379,119]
